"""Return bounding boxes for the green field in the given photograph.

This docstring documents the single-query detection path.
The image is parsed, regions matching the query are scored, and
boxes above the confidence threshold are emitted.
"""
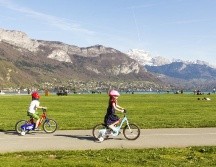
[1,93,216,166]
[1,147,216,167]
[0,93,216,131]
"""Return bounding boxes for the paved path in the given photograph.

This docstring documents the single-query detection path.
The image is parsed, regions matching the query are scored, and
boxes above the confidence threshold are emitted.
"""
[1,128,216,153]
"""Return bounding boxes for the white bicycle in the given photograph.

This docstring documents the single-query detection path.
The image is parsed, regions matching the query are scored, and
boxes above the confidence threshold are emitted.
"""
[92,111,140,142]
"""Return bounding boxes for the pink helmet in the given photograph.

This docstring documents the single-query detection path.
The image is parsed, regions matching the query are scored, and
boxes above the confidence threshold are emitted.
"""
[109,90,120,97]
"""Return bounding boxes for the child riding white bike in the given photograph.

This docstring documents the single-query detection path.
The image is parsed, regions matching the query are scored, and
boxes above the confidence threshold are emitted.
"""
[104,90,125,133]
[93,90,140,142]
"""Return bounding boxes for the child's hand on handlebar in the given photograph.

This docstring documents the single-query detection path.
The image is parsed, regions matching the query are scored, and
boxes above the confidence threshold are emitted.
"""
[123,109,127,113]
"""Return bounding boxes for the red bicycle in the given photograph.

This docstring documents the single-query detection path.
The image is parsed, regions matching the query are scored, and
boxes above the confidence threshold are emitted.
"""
[15,108,57,135]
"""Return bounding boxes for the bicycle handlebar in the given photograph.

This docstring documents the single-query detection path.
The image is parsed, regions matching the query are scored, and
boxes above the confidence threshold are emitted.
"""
[42,107,47,112]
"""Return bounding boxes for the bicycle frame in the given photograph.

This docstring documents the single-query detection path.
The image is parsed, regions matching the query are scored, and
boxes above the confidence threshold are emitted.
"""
[37,111,47,127]
[99,114,130,137]
[28,109,47,127]
[25,109,47,130]
[118,115,129,128]
[112,114,131,136]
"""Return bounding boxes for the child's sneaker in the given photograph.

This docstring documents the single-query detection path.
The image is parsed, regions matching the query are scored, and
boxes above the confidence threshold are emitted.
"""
[34,128,40,131]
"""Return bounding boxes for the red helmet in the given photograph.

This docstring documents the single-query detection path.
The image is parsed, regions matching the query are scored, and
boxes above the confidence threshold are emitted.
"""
[31,92,40,99]
[109,90,120,97]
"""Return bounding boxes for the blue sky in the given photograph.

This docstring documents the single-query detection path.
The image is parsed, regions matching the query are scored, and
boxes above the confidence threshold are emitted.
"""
[0,0,216,65]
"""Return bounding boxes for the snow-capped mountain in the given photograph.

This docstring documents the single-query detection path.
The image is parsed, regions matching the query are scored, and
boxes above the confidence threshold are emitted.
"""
[126,49,216,91]
[126,49,214,68]
[126,49,171,66]
[127,49,152,66]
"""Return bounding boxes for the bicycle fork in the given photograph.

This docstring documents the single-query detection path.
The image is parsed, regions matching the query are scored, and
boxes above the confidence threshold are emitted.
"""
[120,116,133,132]
[124,118,133,133]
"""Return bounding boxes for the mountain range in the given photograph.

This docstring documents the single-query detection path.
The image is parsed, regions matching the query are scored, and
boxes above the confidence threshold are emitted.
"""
[127,49,216,91]
[0,28,166,91]
[0,28,215,91]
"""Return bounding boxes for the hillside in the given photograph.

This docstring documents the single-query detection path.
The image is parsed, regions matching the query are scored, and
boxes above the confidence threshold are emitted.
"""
[145,62,216,90]
[127,49,216,91]
[0,28,168,91]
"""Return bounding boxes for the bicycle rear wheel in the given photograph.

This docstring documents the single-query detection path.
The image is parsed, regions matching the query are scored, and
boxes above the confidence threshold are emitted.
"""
[15,120,27,134]
[123,123,140,140]
[92,123,107,139]
[43,119,57,133]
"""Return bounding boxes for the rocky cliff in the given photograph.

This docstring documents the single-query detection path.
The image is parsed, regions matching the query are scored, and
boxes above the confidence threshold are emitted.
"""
[0,28,165,90]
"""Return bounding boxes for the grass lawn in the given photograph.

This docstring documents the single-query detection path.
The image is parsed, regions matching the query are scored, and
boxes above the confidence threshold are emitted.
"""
[0,93,215,130]
[1,147,216,166]
[0,93,216,166]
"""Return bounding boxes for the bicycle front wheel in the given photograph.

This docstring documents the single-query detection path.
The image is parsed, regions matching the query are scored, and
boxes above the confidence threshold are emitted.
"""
[43,119,57,133]
[123,123,140,140]
[15,120,27,134]
[92,123,107,139]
